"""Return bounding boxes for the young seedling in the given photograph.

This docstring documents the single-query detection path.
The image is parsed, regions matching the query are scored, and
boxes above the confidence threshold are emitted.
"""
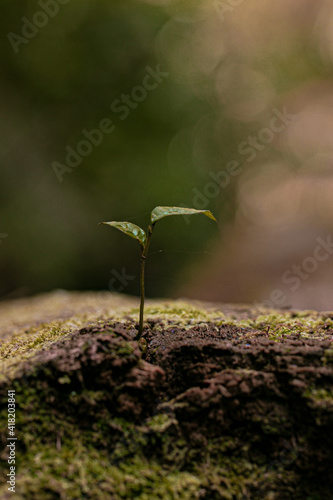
[99,206,216,341]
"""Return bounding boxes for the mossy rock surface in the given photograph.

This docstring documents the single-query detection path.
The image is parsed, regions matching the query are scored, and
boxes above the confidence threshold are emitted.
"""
[0,290,333,499]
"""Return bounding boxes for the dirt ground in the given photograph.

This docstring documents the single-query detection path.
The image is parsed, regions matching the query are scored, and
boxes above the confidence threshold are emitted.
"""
[0,291,332,499]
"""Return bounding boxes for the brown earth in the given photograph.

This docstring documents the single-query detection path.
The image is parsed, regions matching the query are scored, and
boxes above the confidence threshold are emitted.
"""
[0,292,332,499]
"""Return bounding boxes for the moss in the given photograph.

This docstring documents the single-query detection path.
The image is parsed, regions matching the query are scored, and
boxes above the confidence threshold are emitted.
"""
[0,426,279,500]
[127,302,333,344]
[0,374,296,499]
[128,302,225,330]
[116,342,135,356]
[8,442,204,500]
[304,387,333,402]
[1,295,331,386]
[145,413,175,432]
[1,292,332,499]
[227,310,333,341]
[0,291,137,383]
[322,348,333,366]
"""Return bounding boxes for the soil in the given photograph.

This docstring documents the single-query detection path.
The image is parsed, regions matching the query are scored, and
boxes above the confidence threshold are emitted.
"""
[0,292,332,499]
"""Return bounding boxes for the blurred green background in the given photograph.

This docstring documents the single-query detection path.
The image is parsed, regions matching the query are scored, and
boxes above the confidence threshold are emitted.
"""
[2,0,333,309]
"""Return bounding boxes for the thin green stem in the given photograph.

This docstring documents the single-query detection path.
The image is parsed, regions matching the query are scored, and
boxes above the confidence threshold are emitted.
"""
[136,223,155,340]
[138,254,145,339]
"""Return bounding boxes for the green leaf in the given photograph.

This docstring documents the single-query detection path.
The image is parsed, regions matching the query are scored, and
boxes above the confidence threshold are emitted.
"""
[151,206,217,224]
[99,221,146,247]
